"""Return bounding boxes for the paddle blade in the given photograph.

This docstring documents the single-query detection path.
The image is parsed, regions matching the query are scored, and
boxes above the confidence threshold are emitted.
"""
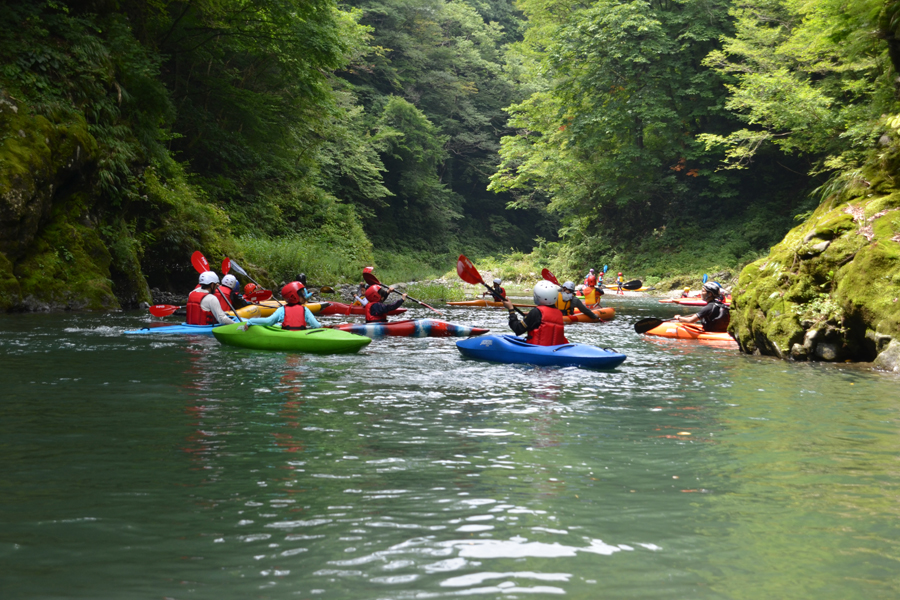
[229,259,249,278]
[622,279,643,290]
[363,266,375,274]
[634,317,664,334]
[191,251,210,274]
[247,289,273,302]
[363,272,380,286]
[222,257,231,275]
[457,255,485,286]
[541,268,560,285]
[149,304,180,317]
[603,265,608,273]
[320,286,335,293]
[702,273,708,284]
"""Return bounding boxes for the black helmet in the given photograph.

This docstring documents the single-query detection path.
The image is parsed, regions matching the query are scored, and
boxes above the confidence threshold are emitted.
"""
[296,273,307,285]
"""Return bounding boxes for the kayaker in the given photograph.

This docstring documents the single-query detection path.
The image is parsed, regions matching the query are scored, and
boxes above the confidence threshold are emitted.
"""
[364,284,407,323]
[352,282,368,307]
[557,281,601,321]
[294,273,313,299]
[243,282,322,330]
[616,272,625,295]
[673,282,731,332]
[502,280,568,346]
[186,271,236,326]
[681,287,691,298]
[583,268,600,305]
[222,274,248,309]
[482,278,507,300]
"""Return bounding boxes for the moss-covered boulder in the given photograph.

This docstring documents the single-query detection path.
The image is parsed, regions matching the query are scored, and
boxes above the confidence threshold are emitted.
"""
[731,185,900,363]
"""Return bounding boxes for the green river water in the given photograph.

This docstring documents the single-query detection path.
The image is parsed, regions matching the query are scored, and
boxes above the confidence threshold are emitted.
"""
[1,297,898,599]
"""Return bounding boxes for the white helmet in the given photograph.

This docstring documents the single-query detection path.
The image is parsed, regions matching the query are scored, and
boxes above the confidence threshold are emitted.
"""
[493,278,502,285]
[703,281,721,295]
[198,271,219,286]
[533,280,559,306]
[222,274,238,289]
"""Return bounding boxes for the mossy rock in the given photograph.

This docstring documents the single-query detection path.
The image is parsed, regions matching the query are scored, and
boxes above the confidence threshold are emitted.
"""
[14,197,118,311]
[0,251,21,311]
[732,186,900,363]
[0,101,98,261]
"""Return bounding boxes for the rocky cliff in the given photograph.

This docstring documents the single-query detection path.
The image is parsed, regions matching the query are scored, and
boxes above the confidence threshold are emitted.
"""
[730,164,900,372]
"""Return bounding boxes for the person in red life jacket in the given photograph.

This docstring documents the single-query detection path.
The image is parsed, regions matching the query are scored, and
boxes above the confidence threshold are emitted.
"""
[221,274,248,309]
[186,271,236,326]
[243,281,322,330]
[364,284,407,322]
[681,287,691,298]
[481,278,507,300]
[501,280,568,346]
[557,281,601,321]
[584,268,597,289]
[673,282,731,332]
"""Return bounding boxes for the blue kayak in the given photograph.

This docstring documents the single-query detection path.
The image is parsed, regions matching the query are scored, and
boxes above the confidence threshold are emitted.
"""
[124,323,220,335]
[456,334,626,370]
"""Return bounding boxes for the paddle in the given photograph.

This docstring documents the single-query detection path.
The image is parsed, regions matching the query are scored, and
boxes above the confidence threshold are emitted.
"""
[246,289,273,302]
[362,272,444,316]
[702,273,708,284]
[621,279,643,291]
[541,268,560,285]
[457,255,526,316]
[222,257,231,275]
[149,304,181,317]
[191,250,210,274]
[634,317,670,334]
[225,258,262,288]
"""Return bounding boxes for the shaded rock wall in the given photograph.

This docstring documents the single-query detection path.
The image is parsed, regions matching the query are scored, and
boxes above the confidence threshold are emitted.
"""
[0,97,150,311]
[731,179,900,366]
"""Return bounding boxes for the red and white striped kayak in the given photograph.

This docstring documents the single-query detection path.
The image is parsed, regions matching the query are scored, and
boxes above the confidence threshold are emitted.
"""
[334,319,488,337]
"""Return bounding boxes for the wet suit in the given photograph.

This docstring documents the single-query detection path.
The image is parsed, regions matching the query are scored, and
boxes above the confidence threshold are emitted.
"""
[695,300,730,332]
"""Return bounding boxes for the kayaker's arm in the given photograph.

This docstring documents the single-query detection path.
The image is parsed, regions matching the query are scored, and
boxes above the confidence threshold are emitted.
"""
[246,306,285,327]
[304,307,322,328]
[369,296,405,318]
[503,299,541,336]
[200,294,235,325]
[571,297,600,321]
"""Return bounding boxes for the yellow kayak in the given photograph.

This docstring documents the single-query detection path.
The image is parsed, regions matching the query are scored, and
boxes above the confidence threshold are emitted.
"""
[229,301,328,319]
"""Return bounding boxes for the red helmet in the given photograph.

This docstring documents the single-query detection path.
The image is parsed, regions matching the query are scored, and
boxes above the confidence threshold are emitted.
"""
[617,272,622,276]
[281,281,306,305]
[364,284,384,303]
[244,283,257,295]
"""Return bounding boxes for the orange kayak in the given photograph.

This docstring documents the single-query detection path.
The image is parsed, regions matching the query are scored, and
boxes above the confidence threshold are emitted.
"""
[563,307,615,323]
[643,322,735,343]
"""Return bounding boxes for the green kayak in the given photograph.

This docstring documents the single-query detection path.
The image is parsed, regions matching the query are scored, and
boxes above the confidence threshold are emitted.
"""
[212,324,371,354]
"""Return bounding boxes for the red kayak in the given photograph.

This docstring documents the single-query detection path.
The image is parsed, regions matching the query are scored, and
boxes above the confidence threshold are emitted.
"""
[334,319,488,337]
[319,302,407,316]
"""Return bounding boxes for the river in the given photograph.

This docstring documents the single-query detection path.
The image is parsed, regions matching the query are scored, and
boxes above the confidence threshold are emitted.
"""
[1,296,898,599]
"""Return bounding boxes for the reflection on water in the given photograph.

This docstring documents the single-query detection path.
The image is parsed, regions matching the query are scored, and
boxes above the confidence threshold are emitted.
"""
[0,300,898,599]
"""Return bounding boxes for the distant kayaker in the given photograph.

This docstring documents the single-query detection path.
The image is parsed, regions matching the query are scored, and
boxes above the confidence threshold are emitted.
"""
[482,278,507,300]
[583,269,600,305]
[616,272,625,295]
[186,271,236,326]
[222,274,248,309]
[294,273,313,299]
[352,282,368,307]
[243,282,322,330]
[673,282,730,332]
[557,281,601,321]
[502,280,568,346]
[364,284,407,323]
[681,287,691,298]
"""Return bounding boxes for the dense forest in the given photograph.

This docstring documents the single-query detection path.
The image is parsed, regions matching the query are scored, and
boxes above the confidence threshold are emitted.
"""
[2,0,900,362]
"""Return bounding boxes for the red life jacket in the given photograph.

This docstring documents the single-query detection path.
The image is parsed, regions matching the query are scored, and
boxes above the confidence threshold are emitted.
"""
[214,286,231,311]
[585,274,597,288]
[527,305,568,346]
[282,303,308,330]
[365,301,387,323]
[186,289,217,325]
